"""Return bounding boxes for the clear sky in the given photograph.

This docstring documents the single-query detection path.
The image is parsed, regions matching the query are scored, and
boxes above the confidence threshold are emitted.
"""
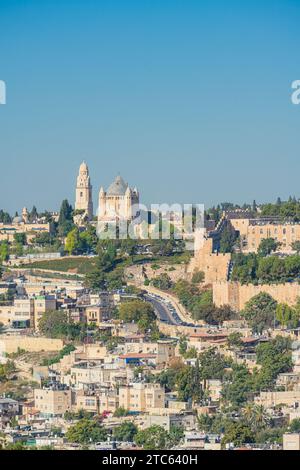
[0,0,300,214]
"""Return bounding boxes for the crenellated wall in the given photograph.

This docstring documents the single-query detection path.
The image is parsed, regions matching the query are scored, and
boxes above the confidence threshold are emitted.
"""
[188,237,231,284]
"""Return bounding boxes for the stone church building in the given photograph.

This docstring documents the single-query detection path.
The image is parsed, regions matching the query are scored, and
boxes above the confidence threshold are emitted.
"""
[98,175,139,222]
[74,162,139,223]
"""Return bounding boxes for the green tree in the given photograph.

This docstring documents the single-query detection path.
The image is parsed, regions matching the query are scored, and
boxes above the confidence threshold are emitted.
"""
[198,348,230,380]
[219,225,238,253]
[58,199,74,236]
[152,273,173,290]
[292,241,300,253]
[197,413,214,432]
[190,290,214,321]
[289,418,300,433]
[85,245,117,290]
[242,292,278,334]
[0,241,10,262]
[231,253,258,284]
[155,360,186,391]
[118,299,156,333]
[0,209,12,223]
[203,304,235,325]
[106,267,124,290]
[168,425,184,447]
[242,403,269,432]
[13,232,26,245]
[276,303,297,328]
[34,232,53,246]
[0,360,16,382]
[38,310,70,338]
[135,425,169,450]
[227,332,243,349]
[221,421,255,448]
[255,336,292,389]
[65,227,81,255]
[222,363,254,407]
[258,238,279,257]
[4,441,27,450]
[66,418,108,444]
[113,422,138,442]
[113,407,129,417]
[29,205,38,222]
[176,360,203,403]
[179,335,188,355]
[79,225,98,253]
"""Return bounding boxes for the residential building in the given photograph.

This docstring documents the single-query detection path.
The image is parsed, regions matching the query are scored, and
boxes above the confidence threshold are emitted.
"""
[118,383,165,413]
[34,387,72,417]
[283,433,300,450]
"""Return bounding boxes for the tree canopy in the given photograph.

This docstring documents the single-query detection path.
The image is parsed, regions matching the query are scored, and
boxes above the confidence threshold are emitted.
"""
[242,292,277,334]
[66,418,108,444]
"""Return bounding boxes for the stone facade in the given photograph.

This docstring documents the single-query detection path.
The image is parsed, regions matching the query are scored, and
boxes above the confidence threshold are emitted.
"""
[283,433,300,451]
[75,161,93,221]
[0,221,50,244]
[98,175,139,222]
[255,390,300,407]
[228,215,300,253]
[34,388,72,416]
[0,295,57,329]
[188,237,231,284]
[118,382,165,412]
[213,280,300,311]
[0,336,63,355]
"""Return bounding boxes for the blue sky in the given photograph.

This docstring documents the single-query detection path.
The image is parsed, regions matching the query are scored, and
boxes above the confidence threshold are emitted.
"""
[0,0,300,213]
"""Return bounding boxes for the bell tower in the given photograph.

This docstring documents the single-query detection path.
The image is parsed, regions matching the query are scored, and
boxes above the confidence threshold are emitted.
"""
[75,161,93,220]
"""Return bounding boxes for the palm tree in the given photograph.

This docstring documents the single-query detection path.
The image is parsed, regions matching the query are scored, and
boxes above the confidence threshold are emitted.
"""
[242,403,255,425]
[242,403,269,432]
[252,404,269,431]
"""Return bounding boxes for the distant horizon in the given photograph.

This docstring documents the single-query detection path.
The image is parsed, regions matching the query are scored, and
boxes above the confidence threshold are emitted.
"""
[1,1,300,213]
[2,159,299,218]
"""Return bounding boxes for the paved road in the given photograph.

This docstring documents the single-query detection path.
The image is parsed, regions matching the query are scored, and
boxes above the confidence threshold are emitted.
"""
[144,294,182,326]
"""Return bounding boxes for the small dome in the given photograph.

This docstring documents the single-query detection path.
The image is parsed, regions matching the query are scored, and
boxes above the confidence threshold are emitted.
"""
[13,216,23,224]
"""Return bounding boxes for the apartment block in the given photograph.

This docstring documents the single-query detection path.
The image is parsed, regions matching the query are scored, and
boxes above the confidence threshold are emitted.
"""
[34,387,72,417]
[118,383,165,413]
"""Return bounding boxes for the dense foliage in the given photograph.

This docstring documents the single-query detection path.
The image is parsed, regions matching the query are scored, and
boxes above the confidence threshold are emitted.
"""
[172,279,236,324]
[66,418,108,444]
[232,251,300,284]
[38,310,88,341]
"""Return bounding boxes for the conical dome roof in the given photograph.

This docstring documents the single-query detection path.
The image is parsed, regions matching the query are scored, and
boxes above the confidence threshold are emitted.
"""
[107,175,128,195]
[79,161,88,173]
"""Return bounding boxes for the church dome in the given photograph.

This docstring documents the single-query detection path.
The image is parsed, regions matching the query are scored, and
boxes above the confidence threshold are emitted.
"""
[12,216,23,224]
[107,175,128,196]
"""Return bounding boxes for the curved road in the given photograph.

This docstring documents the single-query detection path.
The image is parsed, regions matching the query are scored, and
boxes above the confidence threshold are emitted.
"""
[144,293,183,326]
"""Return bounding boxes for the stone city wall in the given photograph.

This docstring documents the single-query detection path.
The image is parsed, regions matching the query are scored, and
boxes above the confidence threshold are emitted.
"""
[213,280,300,311]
